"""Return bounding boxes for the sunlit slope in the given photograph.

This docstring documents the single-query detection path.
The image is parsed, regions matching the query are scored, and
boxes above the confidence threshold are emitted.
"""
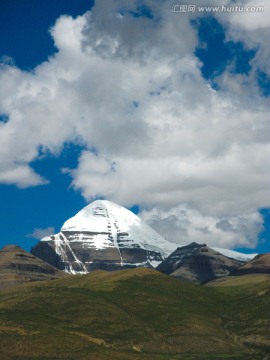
[0,245,65,292]
[208,273,270,355]
[0,268,268,359]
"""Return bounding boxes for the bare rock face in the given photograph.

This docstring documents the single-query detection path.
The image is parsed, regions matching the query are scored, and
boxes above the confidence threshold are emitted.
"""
[230,253,270,275]
[0,245,66,292]
[31,200,178,274]
[157,242,243,284]
[31,235,163,273]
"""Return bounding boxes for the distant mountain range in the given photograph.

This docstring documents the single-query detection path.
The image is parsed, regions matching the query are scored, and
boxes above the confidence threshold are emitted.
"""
[30,200,256,279]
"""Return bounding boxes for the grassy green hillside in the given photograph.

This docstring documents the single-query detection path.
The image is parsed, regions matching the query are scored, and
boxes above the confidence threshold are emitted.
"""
[0,268,269,359]
[207,274,270,357]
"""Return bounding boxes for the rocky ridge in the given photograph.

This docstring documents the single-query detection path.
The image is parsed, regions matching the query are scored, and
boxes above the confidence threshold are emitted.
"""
[157,242,243,284]
[231,253,270,276]
[0,245,65,292]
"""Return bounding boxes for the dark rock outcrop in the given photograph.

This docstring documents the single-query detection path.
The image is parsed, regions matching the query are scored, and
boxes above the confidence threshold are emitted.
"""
[31,233,163,273]
[31,241,65,270]
[0,245,66,291]
[157,242,243,284]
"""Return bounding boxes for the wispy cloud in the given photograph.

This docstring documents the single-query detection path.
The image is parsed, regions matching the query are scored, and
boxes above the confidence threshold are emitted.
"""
[27,227,54,239]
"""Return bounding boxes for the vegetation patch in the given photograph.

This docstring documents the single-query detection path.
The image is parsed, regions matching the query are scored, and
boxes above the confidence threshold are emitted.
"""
[0,268,269,359]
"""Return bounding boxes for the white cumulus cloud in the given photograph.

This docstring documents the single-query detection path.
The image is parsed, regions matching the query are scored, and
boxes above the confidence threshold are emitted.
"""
[140,205,264,249]
[0,1,269,249]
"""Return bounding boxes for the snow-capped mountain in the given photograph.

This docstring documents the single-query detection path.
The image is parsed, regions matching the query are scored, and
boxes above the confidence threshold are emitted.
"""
[31,199,257,275]
[31,200,179,273]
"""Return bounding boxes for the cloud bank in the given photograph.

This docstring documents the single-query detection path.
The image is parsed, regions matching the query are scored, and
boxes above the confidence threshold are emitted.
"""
[0,0,269,249]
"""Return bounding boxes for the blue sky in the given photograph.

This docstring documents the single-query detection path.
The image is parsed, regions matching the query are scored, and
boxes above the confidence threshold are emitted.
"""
[0,0,92,251]
[0,0,269,253]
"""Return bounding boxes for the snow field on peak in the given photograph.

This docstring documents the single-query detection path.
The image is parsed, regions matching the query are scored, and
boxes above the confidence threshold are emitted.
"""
[61,200,179,258]
[212,247,257,262]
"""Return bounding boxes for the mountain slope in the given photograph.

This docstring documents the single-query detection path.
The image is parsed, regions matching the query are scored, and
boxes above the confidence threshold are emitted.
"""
[0,245,66,292]
[0,268,270,360]
[31,200,179,273]
[207,253,270,286]
[1,267,264,360]
[156,242,243,284]
[230,253,270,275]
[206,271,270,355]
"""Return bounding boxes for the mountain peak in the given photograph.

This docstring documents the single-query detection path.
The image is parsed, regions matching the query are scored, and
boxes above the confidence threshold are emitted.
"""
[184,242,206,249]
[62,199,142,233]
[31,200,257,276]
[157,245,243,284]
[1,245,22,252]
[32,200,179,274]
